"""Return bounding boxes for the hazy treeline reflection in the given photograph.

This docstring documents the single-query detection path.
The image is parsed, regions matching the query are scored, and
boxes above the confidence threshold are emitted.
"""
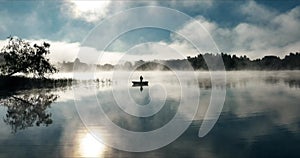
[195,74,300,89]
[283,79,300,88]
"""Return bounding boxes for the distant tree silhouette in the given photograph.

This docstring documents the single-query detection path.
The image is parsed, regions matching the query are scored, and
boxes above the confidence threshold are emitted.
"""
[260,56,282,70]
[0,36,57,77]
[282,52,300,69]
[186,53,300,70]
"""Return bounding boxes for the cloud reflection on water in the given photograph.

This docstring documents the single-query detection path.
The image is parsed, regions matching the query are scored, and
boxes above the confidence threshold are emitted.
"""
[0,71,299,157]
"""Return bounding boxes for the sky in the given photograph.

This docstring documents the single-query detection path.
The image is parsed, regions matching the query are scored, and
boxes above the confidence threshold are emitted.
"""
[0,0,299,64]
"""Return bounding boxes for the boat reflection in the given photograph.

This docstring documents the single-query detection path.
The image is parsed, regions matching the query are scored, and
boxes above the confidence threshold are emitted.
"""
[132,84,145,92]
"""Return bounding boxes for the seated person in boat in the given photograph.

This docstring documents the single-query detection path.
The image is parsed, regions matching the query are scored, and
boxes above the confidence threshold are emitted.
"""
[140,75,143,82]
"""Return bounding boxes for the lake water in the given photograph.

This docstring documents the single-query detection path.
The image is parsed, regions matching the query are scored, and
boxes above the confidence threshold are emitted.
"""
[0,71,300,158]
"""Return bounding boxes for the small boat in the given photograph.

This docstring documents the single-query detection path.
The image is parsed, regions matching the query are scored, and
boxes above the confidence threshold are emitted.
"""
[132,81,148,86]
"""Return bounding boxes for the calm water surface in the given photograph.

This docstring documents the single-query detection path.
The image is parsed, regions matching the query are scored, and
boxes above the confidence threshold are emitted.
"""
[0,71,300,158]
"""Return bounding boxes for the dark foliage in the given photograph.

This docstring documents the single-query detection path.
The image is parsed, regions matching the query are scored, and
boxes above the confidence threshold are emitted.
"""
[0,76,73,93]
[186,52,300,70]
[0,36,57,77]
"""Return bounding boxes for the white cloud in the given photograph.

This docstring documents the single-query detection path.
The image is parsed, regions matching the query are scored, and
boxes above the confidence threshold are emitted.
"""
[46,41,127,65]
[172,16,218,53]
[61,0,214,23]
[170,2,300,59]
[0,39,7,48]
[64,0,111,22]
[47,40,198,65]
[120,42,196,62]
[167,41,198,57]
[47,41,81,63]
[230,3,300,58]
[1,0,299,64]
[240,0,278,23]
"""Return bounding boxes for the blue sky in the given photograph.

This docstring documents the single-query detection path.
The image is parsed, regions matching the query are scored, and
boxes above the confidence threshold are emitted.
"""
[0,0,299,64]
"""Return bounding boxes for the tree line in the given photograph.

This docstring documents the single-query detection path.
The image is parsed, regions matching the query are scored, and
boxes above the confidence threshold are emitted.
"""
[186,53,300,70]
[58,52,300,71]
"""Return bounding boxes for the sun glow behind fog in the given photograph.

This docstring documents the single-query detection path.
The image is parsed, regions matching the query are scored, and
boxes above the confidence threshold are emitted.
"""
[79,133,106,157]
[70,0,111,22]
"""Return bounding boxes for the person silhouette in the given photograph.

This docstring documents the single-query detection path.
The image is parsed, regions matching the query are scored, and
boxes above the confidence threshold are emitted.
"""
[140,75,143,82]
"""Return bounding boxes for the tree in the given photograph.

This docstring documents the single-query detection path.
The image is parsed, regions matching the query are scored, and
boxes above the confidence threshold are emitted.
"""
[0,36,57,77]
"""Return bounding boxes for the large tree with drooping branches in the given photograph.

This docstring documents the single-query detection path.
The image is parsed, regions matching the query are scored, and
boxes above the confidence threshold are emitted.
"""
[0,36,57,77]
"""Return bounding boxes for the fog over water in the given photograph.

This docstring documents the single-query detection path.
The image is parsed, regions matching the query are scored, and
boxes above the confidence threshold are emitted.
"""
[0,71,300,157]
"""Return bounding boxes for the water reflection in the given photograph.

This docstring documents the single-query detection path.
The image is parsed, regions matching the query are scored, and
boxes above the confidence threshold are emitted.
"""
[284,79,300,88]
[263,76,300,89]
[132,85,145,92]
[196,73,300,89]
[0,90,58,133]
[79,132,106,157]
[0,71,300,158]
[264,77,280,85]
